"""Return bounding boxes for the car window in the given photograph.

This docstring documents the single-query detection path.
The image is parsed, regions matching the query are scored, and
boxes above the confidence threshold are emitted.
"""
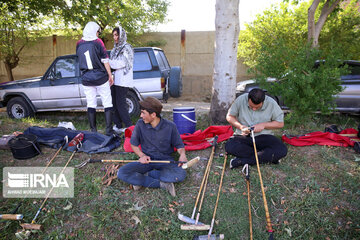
[159,51,170,69]
[154,50,166,70]
[54,58,76,78]
[133,51,152,71]
[341,64,360,80]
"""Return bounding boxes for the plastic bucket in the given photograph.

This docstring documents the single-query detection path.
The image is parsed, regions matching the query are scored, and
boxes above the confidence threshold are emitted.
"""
[173,107,197,134]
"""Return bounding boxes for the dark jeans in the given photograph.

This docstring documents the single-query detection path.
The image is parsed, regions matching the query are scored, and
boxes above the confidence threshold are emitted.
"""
[225,134,288,166]
[117,162,187,188]
[111,85,132,128]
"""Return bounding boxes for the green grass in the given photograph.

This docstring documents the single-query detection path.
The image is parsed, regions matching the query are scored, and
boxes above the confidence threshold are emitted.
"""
[0,111,360,239]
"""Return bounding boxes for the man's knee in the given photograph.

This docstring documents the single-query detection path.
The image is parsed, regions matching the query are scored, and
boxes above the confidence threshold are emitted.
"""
[225,138,237,154]
[117,166,131,180]
[161,167,186,183]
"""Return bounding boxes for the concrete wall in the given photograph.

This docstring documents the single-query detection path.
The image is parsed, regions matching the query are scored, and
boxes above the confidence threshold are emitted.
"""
[0,31,251,101]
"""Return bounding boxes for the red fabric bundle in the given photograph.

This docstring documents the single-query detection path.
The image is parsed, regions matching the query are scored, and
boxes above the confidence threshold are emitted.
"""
[123,125,234,152]
[281,128,358,147]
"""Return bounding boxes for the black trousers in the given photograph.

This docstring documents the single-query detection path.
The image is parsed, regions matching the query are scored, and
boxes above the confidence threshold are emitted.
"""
[111,85,132,128]
[225,134,288,165]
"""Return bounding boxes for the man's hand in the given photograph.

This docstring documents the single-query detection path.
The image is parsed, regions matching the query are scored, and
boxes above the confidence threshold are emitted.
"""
[240,126,251,135]
[177,148,187,167]
[252,123,265,133]
[178,155,188,167]
[138,155,151,164]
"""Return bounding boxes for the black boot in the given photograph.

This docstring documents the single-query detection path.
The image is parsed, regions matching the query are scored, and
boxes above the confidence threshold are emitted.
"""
[87,108,97,132]
[105,107,114,136]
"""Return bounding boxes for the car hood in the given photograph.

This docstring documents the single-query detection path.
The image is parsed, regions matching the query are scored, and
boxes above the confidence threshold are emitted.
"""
[236,78,277,92]
[0,76,42,89]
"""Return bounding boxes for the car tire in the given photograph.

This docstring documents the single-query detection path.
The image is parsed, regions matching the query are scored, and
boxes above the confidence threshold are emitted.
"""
[126,91,140,117]
[7,97,34,119]
[169,66,182,98]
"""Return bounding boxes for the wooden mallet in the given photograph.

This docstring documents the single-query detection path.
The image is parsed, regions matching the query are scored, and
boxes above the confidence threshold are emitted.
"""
[76,156,200,169]
[250,128,274,240]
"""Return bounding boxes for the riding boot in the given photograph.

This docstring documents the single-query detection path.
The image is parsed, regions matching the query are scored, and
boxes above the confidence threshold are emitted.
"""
[105,107,114,136]
[87,108,97,132]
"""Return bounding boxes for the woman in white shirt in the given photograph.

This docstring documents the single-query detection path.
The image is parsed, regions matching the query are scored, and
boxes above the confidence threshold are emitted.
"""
[109,26,134,133]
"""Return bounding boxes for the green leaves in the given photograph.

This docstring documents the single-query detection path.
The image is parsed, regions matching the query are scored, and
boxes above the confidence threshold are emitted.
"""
[61,0,169,36]
[253,38,347,125]
[238,1,359,125]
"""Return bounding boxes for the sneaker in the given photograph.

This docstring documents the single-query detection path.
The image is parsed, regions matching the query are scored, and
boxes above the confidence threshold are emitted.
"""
[113,126,126,134]
[160,182,176,197]
[230,158,243,169]
[132,185,142,191]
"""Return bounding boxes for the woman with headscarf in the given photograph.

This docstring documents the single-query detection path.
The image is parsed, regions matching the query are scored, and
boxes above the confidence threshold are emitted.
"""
[76,21,114,136]
[109,26,134,133]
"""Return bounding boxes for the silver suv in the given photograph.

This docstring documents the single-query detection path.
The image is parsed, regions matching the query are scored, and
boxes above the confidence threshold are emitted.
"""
[0,47,182,119]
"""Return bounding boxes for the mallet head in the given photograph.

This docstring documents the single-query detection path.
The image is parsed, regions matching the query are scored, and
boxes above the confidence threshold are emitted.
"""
[20,223,43,230]
[182,156,200,169]
[193,234,224,240]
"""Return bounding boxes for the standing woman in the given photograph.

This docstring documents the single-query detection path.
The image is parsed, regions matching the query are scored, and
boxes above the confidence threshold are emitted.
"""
[76,21,114,136]
[109,26,134,133]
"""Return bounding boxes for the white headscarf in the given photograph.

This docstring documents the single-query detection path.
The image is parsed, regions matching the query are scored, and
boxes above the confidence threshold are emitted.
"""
[82,22,100,41]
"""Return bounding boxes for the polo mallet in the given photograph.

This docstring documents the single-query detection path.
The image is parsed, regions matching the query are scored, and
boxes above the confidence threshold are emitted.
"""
[242,164,253,240]
[180,136,218,230]
[178,153,212,225]
[0,214,23,220]
[9,136,69,216]
[20,133,84,231]
[76,156,201,169]
[200,154,227,240]
[250,128,274,240]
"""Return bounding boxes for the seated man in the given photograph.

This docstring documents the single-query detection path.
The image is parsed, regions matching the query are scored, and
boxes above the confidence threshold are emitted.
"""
[225,88,288,168]
[117,97,187,196]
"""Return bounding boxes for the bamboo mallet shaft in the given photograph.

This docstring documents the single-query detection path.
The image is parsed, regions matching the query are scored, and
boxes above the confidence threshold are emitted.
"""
[251,130,273,234]
[208,154,227,237]
[195,142,216,224]
[0,214,23,220]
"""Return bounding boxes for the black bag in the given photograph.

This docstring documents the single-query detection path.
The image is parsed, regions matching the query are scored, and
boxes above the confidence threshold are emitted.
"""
[8,134,42,160]
[354,142,360,154]
[324,124,340,134]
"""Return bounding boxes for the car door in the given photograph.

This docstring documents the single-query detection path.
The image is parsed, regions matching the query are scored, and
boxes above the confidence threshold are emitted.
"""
[40,56,82,109]
[335,63,360,111]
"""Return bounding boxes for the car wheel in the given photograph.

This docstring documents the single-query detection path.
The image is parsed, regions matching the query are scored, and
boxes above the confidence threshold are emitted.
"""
[126,91,140,117]
[169,66,183,98]
[7,97,34,119]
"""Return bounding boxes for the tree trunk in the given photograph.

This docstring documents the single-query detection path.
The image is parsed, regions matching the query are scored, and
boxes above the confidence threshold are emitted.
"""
[307,0,320,47]
[4,61,15,82]
[308,0,341,48]
[210,0,240,124]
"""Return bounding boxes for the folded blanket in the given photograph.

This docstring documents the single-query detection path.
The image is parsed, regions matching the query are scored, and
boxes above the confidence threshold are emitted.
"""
[24,126,121,154]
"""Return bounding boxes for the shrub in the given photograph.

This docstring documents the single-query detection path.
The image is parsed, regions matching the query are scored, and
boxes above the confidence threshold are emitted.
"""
[252,39,348,125]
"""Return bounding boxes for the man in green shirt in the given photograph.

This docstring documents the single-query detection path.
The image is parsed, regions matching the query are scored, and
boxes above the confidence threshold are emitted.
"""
[225,88,288,168]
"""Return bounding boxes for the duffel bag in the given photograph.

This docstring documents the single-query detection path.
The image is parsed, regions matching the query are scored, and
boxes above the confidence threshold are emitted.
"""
[8,134,42,160]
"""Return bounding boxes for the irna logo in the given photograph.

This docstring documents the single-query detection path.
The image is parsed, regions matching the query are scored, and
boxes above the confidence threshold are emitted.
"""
[7,172,69,188]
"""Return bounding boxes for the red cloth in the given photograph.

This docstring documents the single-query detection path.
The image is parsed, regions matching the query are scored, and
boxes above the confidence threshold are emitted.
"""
[181,125,234,151]
[123,125,234,152]
[281,128,358,147]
